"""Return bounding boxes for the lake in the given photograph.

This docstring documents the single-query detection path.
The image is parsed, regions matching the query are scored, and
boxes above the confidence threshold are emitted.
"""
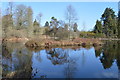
[1,41,120,79]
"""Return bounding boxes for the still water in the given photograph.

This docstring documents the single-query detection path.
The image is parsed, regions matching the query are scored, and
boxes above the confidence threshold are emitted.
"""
[1,41,120,79]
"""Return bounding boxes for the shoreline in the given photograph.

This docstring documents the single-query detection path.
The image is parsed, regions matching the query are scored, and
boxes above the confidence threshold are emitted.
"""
[1,37,120,48]
[1,37,120,42]
[25,38,103,48]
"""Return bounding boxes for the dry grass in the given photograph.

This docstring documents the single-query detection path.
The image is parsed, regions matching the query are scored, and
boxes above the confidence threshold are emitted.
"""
[25,38,103,48]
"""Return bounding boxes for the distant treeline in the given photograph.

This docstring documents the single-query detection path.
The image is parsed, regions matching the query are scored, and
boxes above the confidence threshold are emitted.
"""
[1,2,120,40]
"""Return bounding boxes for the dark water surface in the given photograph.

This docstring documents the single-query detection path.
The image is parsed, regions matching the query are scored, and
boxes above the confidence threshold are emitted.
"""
[1,41,120,79]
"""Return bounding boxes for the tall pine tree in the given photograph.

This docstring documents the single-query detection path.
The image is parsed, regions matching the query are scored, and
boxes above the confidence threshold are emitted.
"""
[94,20,103,34]
[118,1,120,38]
[101,8,117,37]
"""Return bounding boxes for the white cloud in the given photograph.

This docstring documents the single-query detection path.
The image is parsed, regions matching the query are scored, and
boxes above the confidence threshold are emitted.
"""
[95,72,118,78]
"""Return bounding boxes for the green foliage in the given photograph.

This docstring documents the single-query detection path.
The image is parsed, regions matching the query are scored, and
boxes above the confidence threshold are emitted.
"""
[94,33,106,38]
[94,20,103,34]
[80,31,105,38]
[93,8,118,38]
[99,41,120,69]
[49,17,59,39]
[2,2,119,40]
[44,21,49,27]
[33,19,39,27]
[101,8,116,21]
[118,10,120,38]
[101,8,117,37]
[44,17,71,40]
[73,23,78,32]
[80,31,95,38]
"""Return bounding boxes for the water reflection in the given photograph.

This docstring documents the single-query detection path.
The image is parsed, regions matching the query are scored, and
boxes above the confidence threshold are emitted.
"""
[2,41,120,78]
[46,48,68,65]
[2,42,32,78]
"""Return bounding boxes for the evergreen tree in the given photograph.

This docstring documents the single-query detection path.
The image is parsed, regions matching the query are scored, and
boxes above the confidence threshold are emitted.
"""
[44,21,49,27]
[33,19,40,35]
[118,10,120,38]
[101,8,117,37]
[73,23,78,32]
[33,19,39,27]
[50,17,59,40]
[94,20,103,34]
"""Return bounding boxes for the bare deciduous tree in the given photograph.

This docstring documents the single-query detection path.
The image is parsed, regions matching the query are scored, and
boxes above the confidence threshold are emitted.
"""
[37,13,42,27]
[65,5,78,39]
[15,4,27,29]
[8,2,14,16]
[65,5,78,30]
[14,5,33,38]
[82,22,86,31]
[2,2,14,38]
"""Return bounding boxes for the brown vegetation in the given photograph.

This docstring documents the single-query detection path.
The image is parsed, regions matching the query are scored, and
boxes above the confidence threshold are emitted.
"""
[2,37,28,43]
[25,38,103,48]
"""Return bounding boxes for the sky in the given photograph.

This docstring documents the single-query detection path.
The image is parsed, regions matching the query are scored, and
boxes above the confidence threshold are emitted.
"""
[2,2,119,31]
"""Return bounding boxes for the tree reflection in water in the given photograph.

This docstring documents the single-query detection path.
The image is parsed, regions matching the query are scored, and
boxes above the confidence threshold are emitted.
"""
[46,48,80,78]
[2,42,32,78]
[2,41,120,78]
[45,41,120,78]
[96,41,120,69]
[94,41,120,79]
[46,48,68,65]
